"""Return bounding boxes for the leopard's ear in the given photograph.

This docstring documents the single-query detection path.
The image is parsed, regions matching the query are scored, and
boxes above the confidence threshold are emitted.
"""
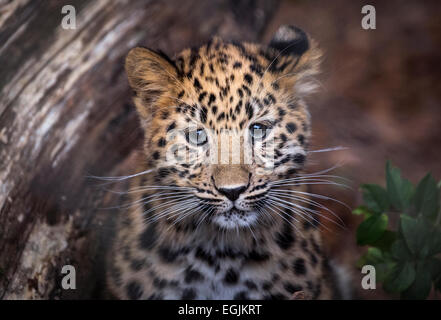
[269,25,321,97]
[125,47,179,119]
[269,25,310,57]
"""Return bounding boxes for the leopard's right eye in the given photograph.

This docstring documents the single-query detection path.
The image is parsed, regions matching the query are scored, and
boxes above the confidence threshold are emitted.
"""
[186,128,208,146]
[249,123,269,140]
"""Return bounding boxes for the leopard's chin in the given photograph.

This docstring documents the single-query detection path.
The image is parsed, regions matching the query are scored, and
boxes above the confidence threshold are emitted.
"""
[211,208,258,229]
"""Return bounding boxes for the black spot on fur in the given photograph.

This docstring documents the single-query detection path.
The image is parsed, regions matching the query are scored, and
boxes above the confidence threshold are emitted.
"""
[311,236,322,254]
[246,250,270,262]
[152,151,160,160]
[147,293,163,300]
[158,247,178,263]
[233,61,242,69]
[242,85,251,95]
[280,133,287,143]
[275,221,295,250]
[292,153,305,165]
[235,101,242,114]
[195,247,215,266]
[244,280,258,290]
[130,259,145,271]
[309,252,318,266]
[157,168,170,179]
[283,282,303,294]
[181,288,196,299]
[217,112,225,121]
[139,222,156,250]
[198,91,207,102]
[167,121,176,132]
[126,281,143,300]
[245,102,254,119]
[153,277,168,289]
[262,281,273,291]
[157,138,166,147]
[193,77,202,91]
[278,108,286,118]
[293,258,307,275]
[208,93,216,105]
[267,94,276,104]
[267,293,286,300]
[234,291,249,300]
[185,267,204,283]
[224,268,239,284]
[244,73,253,84]
[286,122,297,133]
[161,111,169,119]
[250,64,263,77]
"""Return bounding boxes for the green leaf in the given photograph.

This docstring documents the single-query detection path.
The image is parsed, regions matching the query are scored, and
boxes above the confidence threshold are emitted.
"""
[383,262,416,293]
[435,278,441,292]
[386,161,414,211]
[425,227,441,256]
[390,239,413,261]
[401,262,432,300]
[432,259,441,292]
[359,247,383,265]
[352,206,373,219]
[361,184,389,213]
[370,230,397,251]
[400,215,432,258]
[413,173,440,222]
[356,213,388,246]
[375,261,397,283]
[427,257,441,280]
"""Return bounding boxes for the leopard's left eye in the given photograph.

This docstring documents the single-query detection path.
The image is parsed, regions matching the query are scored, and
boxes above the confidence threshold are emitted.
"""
[249,123,269,140]
[186,128,208,146]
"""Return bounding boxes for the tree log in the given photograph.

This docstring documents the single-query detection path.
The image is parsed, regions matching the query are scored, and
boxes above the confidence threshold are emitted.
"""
[0,0,278,299]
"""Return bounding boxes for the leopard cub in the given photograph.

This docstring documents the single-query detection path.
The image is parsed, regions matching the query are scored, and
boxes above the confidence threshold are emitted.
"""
[107,25,346,300]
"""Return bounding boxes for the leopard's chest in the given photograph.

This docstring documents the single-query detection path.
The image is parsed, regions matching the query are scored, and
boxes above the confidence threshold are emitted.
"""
[161,254,260,299]
[149,247,316,300]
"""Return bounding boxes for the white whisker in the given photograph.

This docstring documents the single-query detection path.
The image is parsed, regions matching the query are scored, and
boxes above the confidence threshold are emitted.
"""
[308,146,348,153]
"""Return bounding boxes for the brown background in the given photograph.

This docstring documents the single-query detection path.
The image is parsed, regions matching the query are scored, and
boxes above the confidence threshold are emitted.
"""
[0,0,440,299]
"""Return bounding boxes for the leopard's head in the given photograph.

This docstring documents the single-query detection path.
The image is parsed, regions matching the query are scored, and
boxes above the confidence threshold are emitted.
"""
[126,25,321,230]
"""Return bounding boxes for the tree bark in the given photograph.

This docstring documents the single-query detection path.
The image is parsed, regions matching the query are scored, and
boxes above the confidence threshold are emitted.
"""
[0,0,278,299]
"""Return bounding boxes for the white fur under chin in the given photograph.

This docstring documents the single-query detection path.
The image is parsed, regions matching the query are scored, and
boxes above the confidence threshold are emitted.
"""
[329,260,353,300]
[212,211,258,229]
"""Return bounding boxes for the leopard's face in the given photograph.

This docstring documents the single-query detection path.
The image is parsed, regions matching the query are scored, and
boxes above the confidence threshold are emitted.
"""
[126,26,321,230]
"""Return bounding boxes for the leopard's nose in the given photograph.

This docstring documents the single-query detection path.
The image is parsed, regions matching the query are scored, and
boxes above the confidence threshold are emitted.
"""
[218,186,247,202]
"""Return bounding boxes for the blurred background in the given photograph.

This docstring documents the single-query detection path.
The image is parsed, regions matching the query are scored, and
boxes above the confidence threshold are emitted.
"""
[0,0,440,299]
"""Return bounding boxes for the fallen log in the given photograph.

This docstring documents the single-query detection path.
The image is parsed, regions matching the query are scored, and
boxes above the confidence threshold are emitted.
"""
[0,0,278,299]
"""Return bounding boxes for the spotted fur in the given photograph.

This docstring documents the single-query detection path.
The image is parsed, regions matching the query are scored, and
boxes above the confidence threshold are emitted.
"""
[107,25,343,300]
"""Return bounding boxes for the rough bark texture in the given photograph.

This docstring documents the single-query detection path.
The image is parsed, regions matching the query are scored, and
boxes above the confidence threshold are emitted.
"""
[0,0,278,299]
